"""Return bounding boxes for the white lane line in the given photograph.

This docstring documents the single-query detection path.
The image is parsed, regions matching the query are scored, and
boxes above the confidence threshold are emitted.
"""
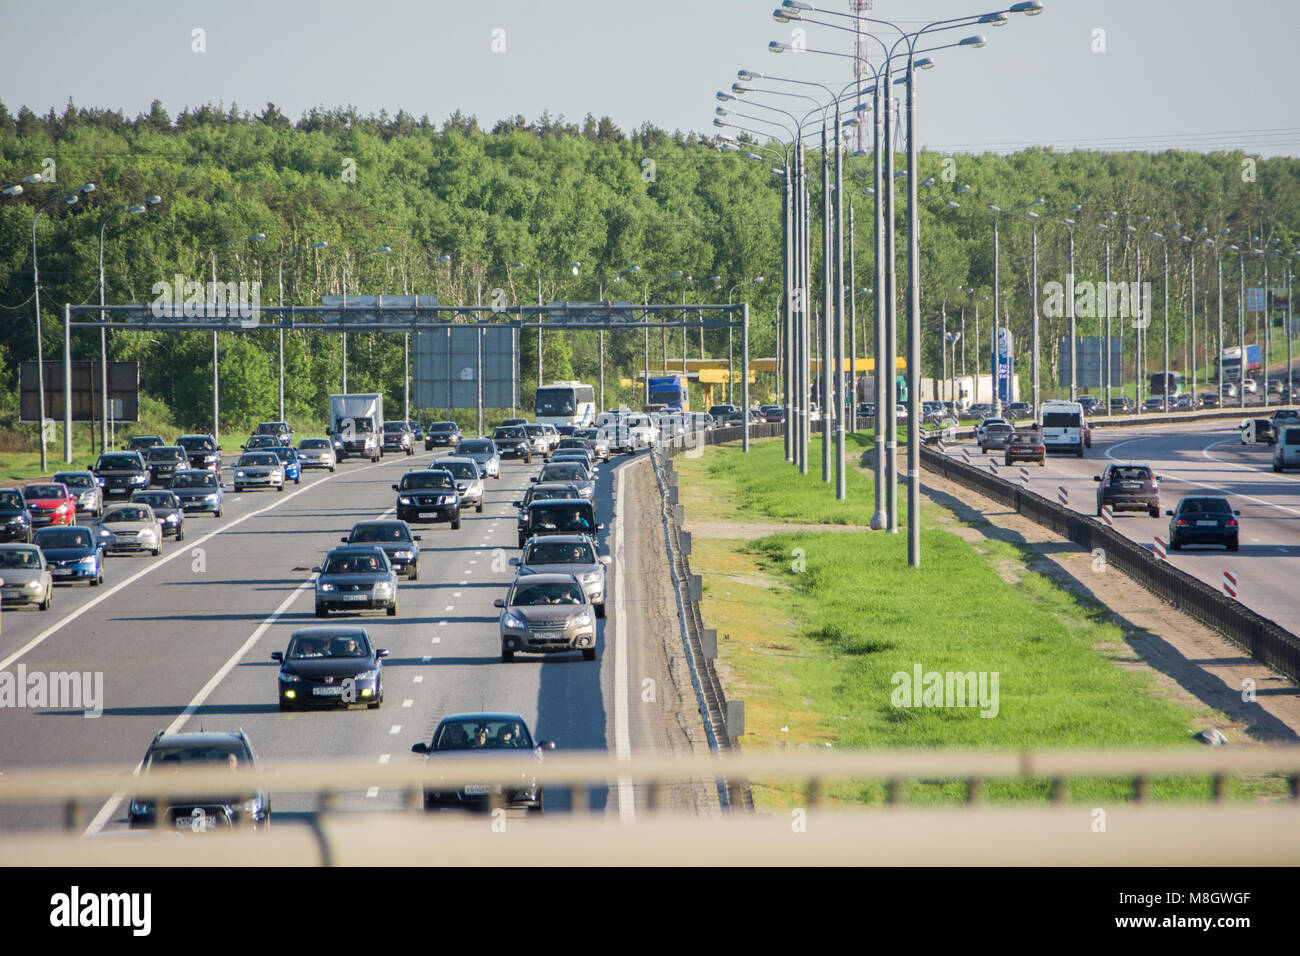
[431,636,441,643]
[453,591,462,598]
[469,559,478,564]
[475,551,482,556]
[84,574,317,835]
[402,699,414,708]
[613,464,634,824]
[413,675,424,682]
[366,787,380,798]
[444,605,455,611]
[389,725,402,735]
[378,754,390,764]
[0,459,386,674]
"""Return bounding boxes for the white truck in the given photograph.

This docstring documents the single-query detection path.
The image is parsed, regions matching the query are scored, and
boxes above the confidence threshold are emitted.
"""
[328,394,383,462]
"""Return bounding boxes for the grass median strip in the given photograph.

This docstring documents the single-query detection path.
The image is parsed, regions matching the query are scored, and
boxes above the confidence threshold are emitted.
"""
[677,436,1283,808]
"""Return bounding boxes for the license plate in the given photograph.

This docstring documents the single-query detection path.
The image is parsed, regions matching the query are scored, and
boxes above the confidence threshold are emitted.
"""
[1196,520,1218,527]
[52,568,72,576]
[313,685,345,696]
[534,631,562,640]
[463,784,491,795]
[342,593,367,601]
[419,512,437,518]
[2,590,20,599]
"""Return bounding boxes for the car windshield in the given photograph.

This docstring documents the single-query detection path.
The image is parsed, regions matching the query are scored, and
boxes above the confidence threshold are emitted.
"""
[300,439,329,449]
[574,430,598,440]
[271,448,297,461]
[526,541,595,565]
[172,473,216,488]
[144,744,248,770]
[511,581,585,605]
[541,464,585,481]
[257,424,287,434]
[36,529,93,549]
[0,549,40,568]
[429,423,457,433]
[133,494,175,508]
[1111,467,1151,481]
[246,436,276,447]
[1182,499,1231,514]
[24,485,66,499]
[239,454,278,466]
[54,474,95,490]
[146,448,186,462]
[529,504,594,531]
[105,507,150,523]
[384,422,408,432]
[288,633,370,658]
[525,425,544,436]
[401,473,453,490]
[459,441,492,455]
[530,487,578,503]
[178,437,215,451]
[95,456,140,471]
[351,524,410,543]
[438,461,477,480]
[432,718,533,751]
[493,428,526,440]
[323,553,384,574]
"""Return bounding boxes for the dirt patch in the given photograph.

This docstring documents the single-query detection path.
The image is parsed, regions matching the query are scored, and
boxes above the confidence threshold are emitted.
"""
[915,454,1300,745]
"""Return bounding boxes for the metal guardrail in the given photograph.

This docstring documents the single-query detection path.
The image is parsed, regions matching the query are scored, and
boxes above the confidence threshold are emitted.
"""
[920,443,1300,682]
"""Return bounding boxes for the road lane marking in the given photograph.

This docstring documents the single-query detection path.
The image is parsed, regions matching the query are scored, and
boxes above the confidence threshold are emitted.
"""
[378,754,390,764]
[613,464,633,823]
[402,699,414,708]
[414,675,424,682]
[389,725,401,734]
[366,787,380,798]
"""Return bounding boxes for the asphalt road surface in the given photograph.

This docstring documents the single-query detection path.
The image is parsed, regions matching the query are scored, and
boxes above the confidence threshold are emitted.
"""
[0,443,702,832]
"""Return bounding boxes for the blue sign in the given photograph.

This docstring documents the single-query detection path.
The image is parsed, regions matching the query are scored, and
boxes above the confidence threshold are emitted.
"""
[991,329,1013,403]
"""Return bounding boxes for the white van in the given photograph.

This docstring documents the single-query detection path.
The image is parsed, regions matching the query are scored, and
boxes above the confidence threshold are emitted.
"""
[1040,400,1086,457]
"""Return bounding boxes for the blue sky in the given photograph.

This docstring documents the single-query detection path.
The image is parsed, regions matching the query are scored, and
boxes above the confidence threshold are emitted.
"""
[2,0,1297,155]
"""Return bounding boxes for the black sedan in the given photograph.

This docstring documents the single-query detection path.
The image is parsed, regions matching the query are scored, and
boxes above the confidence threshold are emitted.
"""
[1167,497,1239,552]
[411,712,553,813]
[394,469,461,529]
[491,426,533,462]
[424,421,462,452]
[273,626,387,710]
[341,519,422,580]
[128,730,269,830]
[0,488,32,543]
[93,451,150,498]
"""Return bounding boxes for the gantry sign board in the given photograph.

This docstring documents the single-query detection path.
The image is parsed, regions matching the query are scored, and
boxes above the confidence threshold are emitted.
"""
[413,325,517,410]
[1058,337,1125,390]
[20,361,139,424]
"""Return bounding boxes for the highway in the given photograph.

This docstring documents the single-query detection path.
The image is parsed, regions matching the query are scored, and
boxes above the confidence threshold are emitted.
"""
[0,445,705,832]
[948,417,1300,634]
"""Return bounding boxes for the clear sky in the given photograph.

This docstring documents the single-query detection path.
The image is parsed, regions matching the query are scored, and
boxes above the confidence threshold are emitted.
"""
[1,0,1297,156]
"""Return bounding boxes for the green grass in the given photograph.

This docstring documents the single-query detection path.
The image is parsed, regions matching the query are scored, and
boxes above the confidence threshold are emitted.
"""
[680,437,1277,808]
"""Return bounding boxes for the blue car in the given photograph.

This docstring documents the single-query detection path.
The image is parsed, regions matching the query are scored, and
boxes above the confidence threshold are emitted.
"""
[269,446,302,484]
[33,525,104,586]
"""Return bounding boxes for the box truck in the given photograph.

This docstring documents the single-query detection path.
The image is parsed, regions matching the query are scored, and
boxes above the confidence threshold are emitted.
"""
[328,393,383,462]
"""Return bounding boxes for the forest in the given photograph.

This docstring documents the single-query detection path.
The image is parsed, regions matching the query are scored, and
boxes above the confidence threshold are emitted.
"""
[2,98,1297,439]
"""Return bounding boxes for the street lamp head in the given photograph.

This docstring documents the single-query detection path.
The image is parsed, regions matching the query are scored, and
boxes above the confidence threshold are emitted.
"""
[712,118,729,129]
[250,233,267,242]
[921,177,936,186]
[719,142,740,152]
[988,204,1002,214]
[127,205,147,214]
[1137,216,1151,224]
[77,183,96,195]
[773,8,794,22]
[1068,204,1082,213]
[959,36,987,48]
[714,106,730,116]
[569,262,581,275]
[978,13,1009,25]
[737,70,761,82]
[768,41,792,54]
[434,254,451,264]
[745,152,763,161]
[22,174,43,184]
[1011,1,1045,14]
[1026,211,1040,219]
[716,92,734,102]
[313,241,330,250]
[731,83,752,94]
[1,185,20,197]
[753,276,765,284]
[781,0,812,10]
[956,185,971,193]
[146,195,163,205]
[915,57,936,69]
[946,201,961,208]
[1061,218,1076,226]
[376,246,392,254]
[771,167,786,175]
[623,265,641,274]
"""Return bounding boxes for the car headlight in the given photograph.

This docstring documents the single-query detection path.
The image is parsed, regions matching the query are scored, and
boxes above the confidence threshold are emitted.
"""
[271,470,282,479]
[399,496,413,505]
[55,503,71,514]
[356,669,379,681]
[131,474,147,484]
[99,528,112,537]
[573,611,592,626]
[503,611,526,629]
[166,513,180,523]
[25,580,41,590]
[204,493,219,502]
[235,470,245,477]
[129,800,153,815]
[278,670,300,682]
[77,556,97,567]
[318,582,335,592]
[581,572,601,584]
[374,582,394,593]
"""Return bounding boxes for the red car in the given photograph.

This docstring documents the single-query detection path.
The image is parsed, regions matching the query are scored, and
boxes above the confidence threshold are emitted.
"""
[22,482,77,529]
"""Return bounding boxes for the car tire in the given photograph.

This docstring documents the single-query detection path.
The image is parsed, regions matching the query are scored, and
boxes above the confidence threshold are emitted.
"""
[215,507,223,518]
[315,604,327,618]
[1170,535,1181,551]
[451,517,461,530]
[596,603,606,619]
[494,472,500,480]
[39,589,52,611]
[409,564,418,581]
[476,503,483,514]
[1228,538,1239,552]
[1149,507,1159,519]
[518,535,527,549]
[387,601,398,617]
[152,545,161,556]
[525,454,532,464]
[295,477,300,484]
[501,648,514,662]
[1096,501,1104,517]
[91,572,102,587]
[406,447,413,456]
[582,647,597,662]
[329,465,336,473]
[279,700,293,713]
[1076,445,1084,458]
[278,483,285,492]
[176,526,184,542]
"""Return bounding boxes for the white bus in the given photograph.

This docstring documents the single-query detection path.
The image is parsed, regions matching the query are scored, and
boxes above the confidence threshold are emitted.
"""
[533,381,596,428]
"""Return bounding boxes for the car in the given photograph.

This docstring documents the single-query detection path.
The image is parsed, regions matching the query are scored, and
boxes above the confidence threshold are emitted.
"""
[432,457,485,514]
[143,445,189,486]
[22,482,77,529]
[1241,378,1258,395]
[1269,410,1300,445]
[1241,418,1275,444]
[501,418,528,428]
[395,469,462,528]
[456,438,501,479]
[411,713,553,813]
[1109,396,1136,413]
[495,573,598,661]
[93,451,150,498]
[128,730,269,830]
[604,413,658,453]
[1167,496,1239,551]
[571,427,611,462]
[232,452,285,493]
[1004,402,1033,420]
[33,525,104,586]
[857,402,876,419]
[551,448,597,473]
[760,404,785,423]
[1220,382,1239,399]
[979,422,1015,453]
[534,460,596,499]
[512,534,611,617]
[314,545,399,617]
[513,482,583,546]
[523,424,553,460]
[242,435,281,452]
[555,436,595,459]
[1174,393,1198,411]
[273,626,388,711]
[97,503,163,556]
[1095,463,1161,518]
[1273,424,1300,471]
[491,426,533,463]
[1199,392,1222,409]
[518,497,600,549]
[296,437,336,472]
[130,490,186,540]
[1077,396,1100,414]
[0,543,53,609]
[382,420,415,455]
[176,434,222,471]
[0,489,32,543]
[1267,379,1284,396]
[342,519,422,580]
[967,403,993,420]
[268,446,302,484]
[708,404,737,424]
[1004,429,1046,466]
[424,421,463,452]
[254,421,293,446]
[974,417,1009,446]
[169,469,224,517]
[1143,396,1169,412]
[123,436,165,453]
[52,471,104,519]
[405,421,424,443]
